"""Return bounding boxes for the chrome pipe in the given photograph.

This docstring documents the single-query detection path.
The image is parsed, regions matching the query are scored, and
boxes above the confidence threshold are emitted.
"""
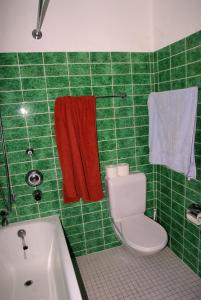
[32,0,50,39]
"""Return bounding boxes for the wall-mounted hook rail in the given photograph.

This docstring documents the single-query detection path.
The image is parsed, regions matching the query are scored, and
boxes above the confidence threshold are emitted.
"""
[96,93,127,99]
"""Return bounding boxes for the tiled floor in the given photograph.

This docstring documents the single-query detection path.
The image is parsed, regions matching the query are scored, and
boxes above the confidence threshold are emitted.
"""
[76,246,201,300]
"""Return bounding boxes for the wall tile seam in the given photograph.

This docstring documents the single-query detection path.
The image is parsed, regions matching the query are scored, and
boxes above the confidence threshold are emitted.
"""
[0,73,154,79]
[160,172,201,186]
[0,62,152,67]
[2,122,141,132]
[0,89,152,96]
[156,43,201,61]
[75,241,119,254]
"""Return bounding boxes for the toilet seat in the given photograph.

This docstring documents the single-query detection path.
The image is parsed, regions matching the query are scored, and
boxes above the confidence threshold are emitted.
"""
[117,214,168,255]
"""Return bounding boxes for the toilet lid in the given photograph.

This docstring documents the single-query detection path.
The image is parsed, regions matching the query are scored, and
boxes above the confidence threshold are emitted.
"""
[120,214,167,253]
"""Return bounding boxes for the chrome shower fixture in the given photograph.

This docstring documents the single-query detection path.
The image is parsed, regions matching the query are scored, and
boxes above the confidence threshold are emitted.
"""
[32,0,50,39]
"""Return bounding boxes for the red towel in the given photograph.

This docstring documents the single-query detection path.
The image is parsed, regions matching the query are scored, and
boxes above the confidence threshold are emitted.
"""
[54,96,104,203]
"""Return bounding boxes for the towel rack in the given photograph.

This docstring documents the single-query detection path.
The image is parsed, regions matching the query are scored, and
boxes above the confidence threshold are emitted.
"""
[96,93,127,99]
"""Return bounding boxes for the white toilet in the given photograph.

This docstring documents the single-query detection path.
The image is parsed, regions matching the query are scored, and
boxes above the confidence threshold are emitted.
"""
[106,172,168,255]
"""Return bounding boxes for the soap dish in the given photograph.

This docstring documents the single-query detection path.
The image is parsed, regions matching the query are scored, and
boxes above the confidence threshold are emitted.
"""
[186,212,201,225]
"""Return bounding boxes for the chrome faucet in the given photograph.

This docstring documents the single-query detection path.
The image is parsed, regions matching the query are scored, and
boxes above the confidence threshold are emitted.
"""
[18,229,28,250]
[0,210,8,226]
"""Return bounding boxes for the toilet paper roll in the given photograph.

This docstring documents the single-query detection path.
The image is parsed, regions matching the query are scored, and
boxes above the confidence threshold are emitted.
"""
[106,165,117,178]
[117,163,129,176]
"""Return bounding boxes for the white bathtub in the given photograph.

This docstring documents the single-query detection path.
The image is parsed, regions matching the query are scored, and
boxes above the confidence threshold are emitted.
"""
[0,215,82,300]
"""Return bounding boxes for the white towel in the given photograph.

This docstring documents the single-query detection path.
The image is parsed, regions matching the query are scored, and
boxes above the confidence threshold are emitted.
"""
[148,87,198,179]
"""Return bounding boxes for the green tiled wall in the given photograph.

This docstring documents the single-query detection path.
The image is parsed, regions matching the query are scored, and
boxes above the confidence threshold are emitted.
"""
[0,128,8,208]
[155,30,201,276]
[0,52,154,256]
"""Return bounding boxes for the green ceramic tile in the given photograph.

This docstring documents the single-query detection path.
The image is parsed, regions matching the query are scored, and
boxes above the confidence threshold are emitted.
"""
[1,103,22,118]
[92,86,113,100]
[133,63,150,73]
[158,70,170,82]
[184,230,199,247]
[23,89,47,101]
[187,46,201,64]
[90,52,111,63]
[158,82,171,91]
[111,52,130,62]
[172,79,186,90]
[21,77,46,90]
[32,158,55,171]
[99,150,116,161]
[4,127,27,140]
[96,118,115,131]
[67,52,89,63]
[131,52,150,63]
[187,61,201,77]
[68,233,85,244]
[187,75,201,88]
[17,203,39,216]
[112,63,131,74]
[0,66,19,79]
[132,73,150,84]
[171,65,186,80]
[47,87,69,100]
[26,113,49,126]
[39,200,60,213]
[18,53,43,65]
[116,128,134,139]
[113,85,132,98]
[158,58,170,72]
[115,117,133,128]
[183,250,198,273]
[0,79,21,91]
[85,229,103,241]
[68,64,90,76]
[62,215,83,227]
[2,115,26,128]
[20,65,44,77]
[157,45,170,61]
[135,105,148,116]
[69,75,91,87]
[0,53,18,65]
[118,148,134,159]
[28,125,51,138]
[186,30,201,49]
[171,39,185,56]
[117,137,135,149]
[113,74,131,85]
[86,237,104,249]
[115,107,133,118]
[96,108,114,119]
[43,52,66,64]
[171,237,183,258]
[184,239,198,258]
[92,75,112,86]
[83,211,102,223]
[0,90,22,104]
[45,64,67,76]
[96,97,113,109]
[70,87,92,96]
[91,64,111,75]
[46,76,69,89]
[134,84,151,95]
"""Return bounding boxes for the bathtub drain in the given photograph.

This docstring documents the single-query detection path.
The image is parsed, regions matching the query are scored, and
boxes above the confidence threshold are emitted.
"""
[24,280,33,287]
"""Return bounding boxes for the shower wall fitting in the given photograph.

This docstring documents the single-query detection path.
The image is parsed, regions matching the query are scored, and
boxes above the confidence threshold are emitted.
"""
[0,30,201,276]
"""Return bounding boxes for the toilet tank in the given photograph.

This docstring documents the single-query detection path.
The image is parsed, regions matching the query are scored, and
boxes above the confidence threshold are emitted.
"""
[106,173,146,221]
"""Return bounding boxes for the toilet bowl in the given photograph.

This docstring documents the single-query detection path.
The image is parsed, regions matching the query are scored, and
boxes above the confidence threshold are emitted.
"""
[106,172,168,255]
